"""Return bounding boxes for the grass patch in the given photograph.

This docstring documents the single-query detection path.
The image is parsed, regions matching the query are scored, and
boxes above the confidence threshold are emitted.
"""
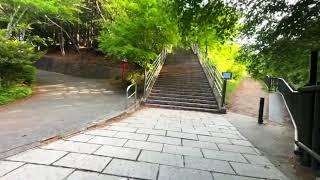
[225,78,244,105]
[0,85,32,105]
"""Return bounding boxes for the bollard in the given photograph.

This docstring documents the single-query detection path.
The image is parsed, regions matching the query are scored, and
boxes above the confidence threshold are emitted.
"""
[258,97,265,124]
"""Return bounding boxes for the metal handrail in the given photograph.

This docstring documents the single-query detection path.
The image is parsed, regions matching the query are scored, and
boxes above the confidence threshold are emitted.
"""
[143,49,168,99]
[192,44,225,108]
[126,83,137,108]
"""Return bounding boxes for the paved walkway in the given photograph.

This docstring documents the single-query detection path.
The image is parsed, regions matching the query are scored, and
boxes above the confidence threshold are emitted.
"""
[0,70,125,156]
[0,107,288,180]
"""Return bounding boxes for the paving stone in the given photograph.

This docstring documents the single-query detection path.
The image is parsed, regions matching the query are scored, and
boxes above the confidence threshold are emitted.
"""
[148,135,181,145]
[67,170,127,180]
[107,126,137,132]
[210,132,242,139]
[43,140,101,154]
[7,149,67,165]
[230,139,253,147]
[104,159,159,180]
[213,173,263,180]
[230,162,288,179]
[182,139,219,150]
[54,153,111,172]
[136,128,166,136]
[154,125,181,132]
[85,129,117,137]
[1,164,73,180]
[166,131,198,140]
[204,149,246,163]
[138,150,183,167]
[163,144,202,157]
[114,132,148,141]
[158,165,213,180]
[218,144,258,155]
[182,128,211,135]
[88,136,127,146]
[198,135,231,144]
[124,140,163,151]
[110,122,129,127]
[208,125,230,131]
[243,154,273,165]
[0,161,24,176]
[94,145,140,160]
[184,156,235,174]
[67,134,95,142]
[127,123,155,128]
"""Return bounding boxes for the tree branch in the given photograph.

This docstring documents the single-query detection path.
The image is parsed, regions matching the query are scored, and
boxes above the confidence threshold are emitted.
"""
[45,15,81,54]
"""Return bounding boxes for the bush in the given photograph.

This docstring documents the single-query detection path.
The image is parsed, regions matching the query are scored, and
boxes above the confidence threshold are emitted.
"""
[17,65,37,85]
[0,85,32,105]
[0,30,41,87]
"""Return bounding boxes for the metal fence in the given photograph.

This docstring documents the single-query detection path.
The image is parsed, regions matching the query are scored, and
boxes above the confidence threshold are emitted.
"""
[264,76,320,170]
[192,44,225,109]
[143,49,168,99]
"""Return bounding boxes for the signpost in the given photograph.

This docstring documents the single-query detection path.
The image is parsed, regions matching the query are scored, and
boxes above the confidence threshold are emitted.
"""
[221,72,232,107]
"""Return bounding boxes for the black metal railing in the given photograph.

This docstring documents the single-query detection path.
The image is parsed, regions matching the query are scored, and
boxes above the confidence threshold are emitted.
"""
[264,76,320,170]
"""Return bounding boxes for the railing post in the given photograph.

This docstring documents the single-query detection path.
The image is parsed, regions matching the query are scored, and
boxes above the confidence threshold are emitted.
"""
[143,68,147,98]
[221,79,227,107]
[258,97,265,124]
[135,83,138,102]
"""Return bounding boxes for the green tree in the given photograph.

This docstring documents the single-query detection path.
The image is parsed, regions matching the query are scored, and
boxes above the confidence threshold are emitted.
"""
[99,0,180,67]
[237,0,320,87]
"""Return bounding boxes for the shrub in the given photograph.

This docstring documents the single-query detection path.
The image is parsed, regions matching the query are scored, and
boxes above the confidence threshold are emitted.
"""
[0,30,41,87]
[0,85,32,105]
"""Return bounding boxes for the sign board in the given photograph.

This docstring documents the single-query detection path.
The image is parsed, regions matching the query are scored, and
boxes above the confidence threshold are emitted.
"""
[222,72,232,80]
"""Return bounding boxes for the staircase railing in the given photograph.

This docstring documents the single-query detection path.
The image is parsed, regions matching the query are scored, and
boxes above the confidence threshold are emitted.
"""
[192,44,225,110]
[126,82,137,109]
[264,76,320,170]
[143,49,168,99]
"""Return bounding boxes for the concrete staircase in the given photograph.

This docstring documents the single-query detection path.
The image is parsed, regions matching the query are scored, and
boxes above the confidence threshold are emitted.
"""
[146,49,220,113]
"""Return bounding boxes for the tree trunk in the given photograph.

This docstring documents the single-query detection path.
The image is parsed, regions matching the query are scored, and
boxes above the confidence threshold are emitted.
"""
[60,27,65,56]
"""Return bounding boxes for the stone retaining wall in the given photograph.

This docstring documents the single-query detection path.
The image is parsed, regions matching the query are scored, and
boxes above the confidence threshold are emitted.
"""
[35,56,134,79]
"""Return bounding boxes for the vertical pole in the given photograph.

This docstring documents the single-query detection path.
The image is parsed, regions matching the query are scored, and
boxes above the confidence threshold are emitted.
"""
[258,97,265,124]
[311,50,319,170]
[309,50,318,85]
[135,83,137,102]
[143,68,147,98]
[221,79,227,107]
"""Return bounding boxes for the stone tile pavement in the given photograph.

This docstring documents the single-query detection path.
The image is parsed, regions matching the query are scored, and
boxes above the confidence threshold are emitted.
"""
[0,107,289,180]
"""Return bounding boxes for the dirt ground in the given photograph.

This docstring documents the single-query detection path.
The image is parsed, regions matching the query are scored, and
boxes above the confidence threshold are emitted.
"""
[228,77,269,119]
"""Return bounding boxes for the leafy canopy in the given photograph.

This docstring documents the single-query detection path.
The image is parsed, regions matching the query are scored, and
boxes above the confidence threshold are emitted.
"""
[238,0,320,86]
[99,0,180,67]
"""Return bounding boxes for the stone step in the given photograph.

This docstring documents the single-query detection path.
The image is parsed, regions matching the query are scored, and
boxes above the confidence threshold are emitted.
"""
[148,96,216,105]
[146,99,218,109]
[151,89,213,95]
[155,80,210,85]
[156,78,208,83]
[146,103,221,113]
[153,83,211,89]
[152,86,212,93]
[149,92,216,101]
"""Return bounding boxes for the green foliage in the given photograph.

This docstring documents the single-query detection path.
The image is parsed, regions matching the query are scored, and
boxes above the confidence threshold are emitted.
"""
[0,30,40,86]
[207,42,247,81]
[98,0,180,67]
[172,0,239,46]
[206,41,247,103]
[237,0,320,87]
[0,85,32,105]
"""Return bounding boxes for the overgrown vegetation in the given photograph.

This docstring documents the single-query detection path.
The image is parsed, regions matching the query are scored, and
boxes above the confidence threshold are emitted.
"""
[0,85,32,105]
